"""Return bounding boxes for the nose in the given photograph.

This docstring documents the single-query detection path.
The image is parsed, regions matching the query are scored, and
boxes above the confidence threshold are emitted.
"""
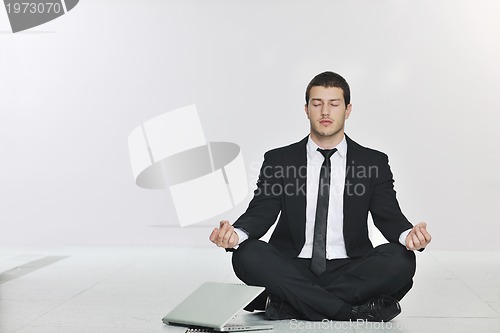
[321,104,330,116]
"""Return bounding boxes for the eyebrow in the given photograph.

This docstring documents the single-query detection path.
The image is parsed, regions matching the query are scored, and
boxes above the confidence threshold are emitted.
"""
[310,98,342,102]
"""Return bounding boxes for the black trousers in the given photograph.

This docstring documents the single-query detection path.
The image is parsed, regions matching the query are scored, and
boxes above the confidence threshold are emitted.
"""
[232,240,416,320]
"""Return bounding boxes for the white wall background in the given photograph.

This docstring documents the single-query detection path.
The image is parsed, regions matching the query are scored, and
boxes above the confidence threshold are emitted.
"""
[1,0,499,249]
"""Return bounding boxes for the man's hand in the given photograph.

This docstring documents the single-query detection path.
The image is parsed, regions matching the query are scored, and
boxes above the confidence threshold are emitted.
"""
[209,220,239,248]
[405,222,432,250]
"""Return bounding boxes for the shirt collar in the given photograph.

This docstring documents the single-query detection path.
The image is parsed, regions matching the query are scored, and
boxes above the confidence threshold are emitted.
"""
[306,134,347,159]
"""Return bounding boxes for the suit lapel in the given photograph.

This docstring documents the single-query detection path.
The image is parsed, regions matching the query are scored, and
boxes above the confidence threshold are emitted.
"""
[343,134,367,246]
[283,136,308,248]
[343,135,356,234]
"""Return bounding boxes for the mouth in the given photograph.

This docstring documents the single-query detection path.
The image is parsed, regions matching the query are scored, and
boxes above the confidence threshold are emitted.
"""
[319,119,333,125]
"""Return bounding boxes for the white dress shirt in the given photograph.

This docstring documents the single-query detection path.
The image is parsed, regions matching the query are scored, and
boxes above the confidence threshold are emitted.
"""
[298,135,349,259]
[235,135,412,255]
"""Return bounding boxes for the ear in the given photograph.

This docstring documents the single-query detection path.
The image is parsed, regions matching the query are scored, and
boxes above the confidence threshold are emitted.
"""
[304,104,310,119]
[345,104,352,120]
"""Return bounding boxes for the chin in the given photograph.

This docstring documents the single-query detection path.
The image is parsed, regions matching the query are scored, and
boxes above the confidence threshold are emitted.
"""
[316,132,331,138]
[317,129,336,136]
[319,129,341,138]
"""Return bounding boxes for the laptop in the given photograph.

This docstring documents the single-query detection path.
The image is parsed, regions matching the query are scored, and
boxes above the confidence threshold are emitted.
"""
[162,282,273,332]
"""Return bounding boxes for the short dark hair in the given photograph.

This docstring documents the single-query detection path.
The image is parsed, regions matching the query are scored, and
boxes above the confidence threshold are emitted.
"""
[305,71,351,106]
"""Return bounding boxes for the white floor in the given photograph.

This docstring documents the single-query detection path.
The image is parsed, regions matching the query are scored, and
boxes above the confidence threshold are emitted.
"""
[1,246,499,333]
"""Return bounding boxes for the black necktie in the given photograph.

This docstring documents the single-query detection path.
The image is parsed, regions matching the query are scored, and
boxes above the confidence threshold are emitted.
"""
[311,147,337,276]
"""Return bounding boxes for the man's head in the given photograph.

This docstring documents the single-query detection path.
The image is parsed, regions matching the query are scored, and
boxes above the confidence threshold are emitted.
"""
[305,71,350,107]
[304,72,352,146]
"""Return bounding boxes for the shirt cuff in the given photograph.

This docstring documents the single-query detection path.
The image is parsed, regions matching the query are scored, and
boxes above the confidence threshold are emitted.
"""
[233,228,249,249]
[399,229,412,248]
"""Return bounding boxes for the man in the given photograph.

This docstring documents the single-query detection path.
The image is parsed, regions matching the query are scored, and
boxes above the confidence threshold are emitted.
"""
[209,71,431,322]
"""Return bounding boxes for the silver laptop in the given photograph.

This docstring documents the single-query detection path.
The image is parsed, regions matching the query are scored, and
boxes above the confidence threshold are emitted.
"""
[162,282,273,332]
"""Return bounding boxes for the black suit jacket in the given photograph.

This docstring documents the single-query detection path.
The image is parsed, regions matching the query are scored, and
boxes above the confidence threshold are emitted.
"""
[233,135,413,259]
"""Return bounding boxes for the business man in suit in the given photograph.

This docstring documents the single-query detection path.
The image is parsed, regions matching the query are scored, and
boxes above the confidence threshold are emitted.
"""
[210,71,431,322]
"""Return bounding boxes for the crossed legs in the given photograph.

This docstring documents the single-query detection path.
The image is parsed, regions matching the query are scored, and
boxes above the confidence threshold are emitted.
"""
[232,240,416,320]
